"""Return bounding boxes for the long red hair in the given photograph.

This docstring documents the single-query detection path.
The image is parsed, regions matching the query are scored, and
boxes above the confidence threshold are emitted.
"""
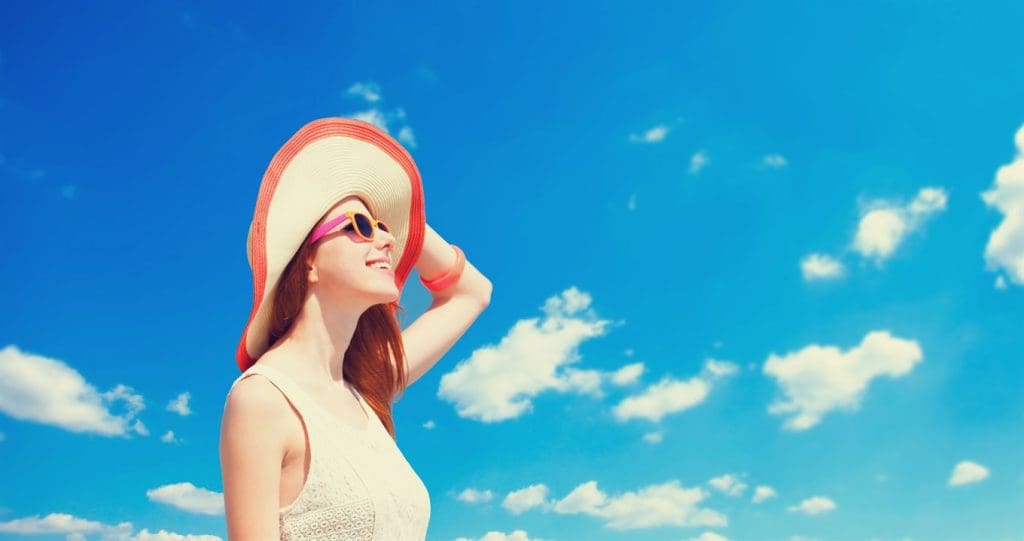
[266,224,409,442]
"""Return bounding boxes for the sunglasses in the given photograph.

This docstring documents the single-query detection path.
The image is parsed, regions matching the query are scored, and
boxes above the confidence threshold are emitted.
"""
[308,211,392,245]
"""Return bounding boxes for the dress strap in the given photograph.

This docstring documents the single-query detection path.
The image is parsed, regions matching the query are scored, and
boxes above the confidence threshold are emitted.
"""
[227,362,318,422]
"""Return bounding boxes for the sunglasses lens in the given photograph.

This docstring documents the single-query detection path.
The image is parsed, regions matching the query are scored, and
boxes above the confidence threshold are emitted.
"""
[354,213,374,238]
[378,221,390,233]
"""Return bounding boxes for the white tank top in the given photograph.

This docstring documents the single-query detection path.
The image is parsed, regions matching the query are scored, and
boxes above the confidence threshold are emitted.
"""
[226,362,431,540]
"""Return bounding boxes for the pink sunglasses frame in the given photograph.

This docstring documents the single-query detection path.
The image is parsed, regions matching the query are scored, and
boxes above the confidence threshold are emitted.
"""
[308,211,392,245]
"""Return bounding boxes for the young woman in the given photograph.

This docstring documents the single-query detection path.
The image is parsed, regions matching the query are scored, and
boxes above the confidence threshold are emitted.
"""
[219,117,492,540]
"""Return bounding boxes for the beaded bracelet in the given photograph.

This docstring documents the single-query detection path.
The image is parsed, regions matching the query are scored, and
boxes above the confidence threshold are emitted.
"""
[420,245,466,292]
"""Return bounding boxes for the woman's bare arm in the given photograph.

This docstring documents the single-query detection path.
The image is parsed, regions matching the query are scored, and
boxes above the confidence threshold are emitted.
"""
[219,377,290,539]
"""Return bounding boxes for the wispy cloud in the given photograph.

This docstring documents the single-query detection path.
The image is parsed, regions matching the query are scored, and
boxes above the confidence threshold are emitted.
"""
[762,153,788,169]
[763,331,923,431]
[344,81,417,148]
[787,495,837,515]
[550,479,728,530]
[146,482,224,515]
[0,345,147,437]
[346,81,382,103]
[0,511,220,540]
[852,187,948,264]
[454,530,547,541]
[707,473,748,497]
[981,123,1024,287]
[800,187,946,280]
[503,484,551,514]
[752,485,777,503]
[800,253,845,281]
[610,362,645,385]
[642,430,664,444]
[628,124,670,143]
[948,460,989,486]
[0,150,77,199]
[689,533,730,541]
[438,287,630,422]
[160,430,180,444]
[689,150,709,174]
[166,391,192,416]
[458,488,494,504]
[612,358,737,423]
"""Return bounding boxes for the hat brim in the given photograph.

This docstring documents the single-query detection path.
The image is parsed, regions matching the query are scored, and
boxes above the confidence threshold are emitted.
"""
[236,117,425,372]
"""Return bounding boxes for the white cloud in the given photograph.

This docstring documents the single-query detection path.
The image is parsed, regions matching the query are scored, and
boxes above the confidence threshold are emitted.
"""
[502,484,551,515]
[800,253,845,281]
[166,392,192,416]
[344,82,417,148]
[689,533,730,541]
[146,482,224,516]
[707,474,748,497]
[752,485,777,503]
[948,460,989,486]
[787,496,836,515]
[397,125,417,148]
[763,330,923,431]
[981,123,1024,286]
[628,193,637,211]
[629,124,669,143]
[0,344,147,437]
[689,150,709,174]
[610,362,645,386]
[160,430,177,443]
[458,488,494,504]
[995,275,1008,290]
[455,530,547,541]
[703,359,739,379]
[852,187,948,263]
[612,375,709,422]
[438,287,617,422]
[642,430,664,444]
[346,81,381,103]
[552,479,727,530]
[561,367,605,397]
[422,419,435,430]
[612,359,736,423]
[131,419,149,437]
[0,511,220,540]
[763,154,788,169]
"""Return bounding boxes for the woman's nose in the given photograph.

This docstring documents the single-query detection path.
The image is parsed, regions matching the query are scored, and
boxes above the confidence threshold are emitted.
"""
[375,226,396,250]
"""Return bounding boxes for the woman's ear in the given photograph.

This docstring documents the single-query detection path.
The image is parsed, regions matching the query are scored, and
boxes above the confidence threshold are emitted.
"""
[306,256,318,284]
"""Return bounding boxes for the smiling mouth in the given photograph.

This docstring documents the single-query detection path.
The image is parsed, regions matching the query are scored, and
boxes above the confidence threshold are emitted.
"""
[367,263,395,275]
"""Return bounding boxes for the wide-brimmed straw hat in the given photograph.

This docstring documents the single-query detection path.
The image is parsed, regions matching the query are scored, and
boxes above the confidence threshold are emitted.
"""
[235,117,426,372]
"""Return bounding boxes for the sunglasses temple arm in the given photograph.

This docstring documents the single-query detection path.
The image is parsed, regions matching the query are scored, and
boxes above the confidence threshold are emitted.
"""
[309,214,352,245]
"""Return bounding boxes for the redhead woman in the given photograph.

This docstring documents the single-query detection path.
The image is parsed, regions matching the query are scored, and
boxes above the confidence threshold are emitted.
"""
[219,117,492,540]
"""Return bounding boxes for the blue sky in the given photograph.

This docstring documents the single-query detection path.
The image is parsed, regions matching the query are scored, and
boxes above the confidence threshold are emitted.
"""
[1,1,1022,540]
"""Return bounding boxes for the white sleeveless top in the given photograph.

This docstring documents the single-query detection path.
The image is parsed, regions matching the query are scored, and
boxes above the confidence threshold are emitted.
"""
[226,362,431,540]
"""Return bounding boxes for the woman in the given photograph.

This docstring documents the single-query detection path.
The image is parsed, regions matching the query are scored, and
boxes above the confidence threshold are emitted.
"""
[219,117,492,540]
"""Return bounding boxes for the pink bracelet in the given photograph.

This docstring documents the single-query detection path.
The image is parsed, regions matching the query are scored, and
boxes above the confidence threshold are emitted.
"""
[420,245,466,292]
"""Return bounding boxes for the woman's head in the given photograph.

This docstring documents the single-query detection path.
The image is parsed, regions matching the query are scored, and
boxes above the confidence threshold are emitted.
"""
[266,194,410,439]
[305,195,400,307]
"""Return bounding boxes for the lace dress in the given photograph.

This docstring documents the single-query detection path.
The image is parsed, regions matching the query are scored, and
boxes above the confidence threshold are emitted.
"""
[226,362,431,540]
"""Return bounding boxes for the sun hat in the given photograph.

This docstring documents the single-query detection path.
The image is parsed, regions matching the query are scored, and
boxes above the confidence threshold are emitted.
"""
[235,117,426,373]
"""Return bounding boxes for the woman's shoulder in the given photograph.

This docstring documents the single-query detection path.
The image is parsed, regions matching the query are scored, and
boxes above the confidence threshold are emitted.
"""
[222,369,303,455]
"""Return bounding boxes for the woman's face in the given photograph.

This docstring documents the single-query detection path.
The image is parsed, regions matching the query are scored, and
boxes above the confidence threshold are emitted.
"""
[306,195,399,306]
